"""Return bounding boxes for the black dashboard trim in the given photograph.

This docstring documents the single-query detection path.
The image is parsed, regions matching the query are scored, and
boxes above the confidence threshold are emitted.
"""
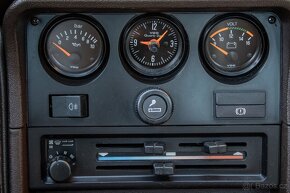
[2,1,290,193]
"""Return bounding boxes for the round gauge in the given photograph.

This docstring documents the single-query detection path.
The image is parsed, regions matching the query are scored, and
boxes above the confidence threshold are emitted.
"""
[200,14,268,80]
[43,16,108,78]
[121,15,188,78]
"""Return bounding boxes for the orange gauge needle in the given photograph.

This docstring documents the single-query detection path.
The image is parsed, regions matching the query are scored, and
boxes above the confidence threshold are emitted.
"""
[157,30,168,43]
[210,43,228,56]
[140,41,150,46]
[140,30,169,46]
[52,42,71,57]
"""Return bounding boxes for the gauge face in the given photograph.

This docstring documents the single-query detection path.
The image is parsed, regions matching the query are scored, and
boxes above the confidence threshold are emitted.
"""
[44,17,107,78]
[122,15,188,78]
[201,15,267,77]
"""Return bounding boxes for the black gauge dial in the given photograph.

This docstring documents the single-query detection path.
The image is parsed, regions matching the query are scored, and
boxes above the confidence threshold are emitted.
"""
[43,16,108,78]
[122,15,188,78]
[201,14,267,79]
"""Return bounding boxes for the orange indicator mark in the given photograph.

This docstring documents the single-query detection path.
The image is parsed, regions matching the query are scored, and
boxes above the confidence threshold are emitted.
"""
[210,27,229,38]
[246,31,254,37]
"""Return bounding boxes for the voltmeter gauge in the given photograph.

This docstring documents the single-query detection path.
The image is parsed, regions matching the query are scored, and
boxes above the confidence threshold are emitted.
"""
[200,14,268,82]
[42,16,108,78]
[121,15,188,79]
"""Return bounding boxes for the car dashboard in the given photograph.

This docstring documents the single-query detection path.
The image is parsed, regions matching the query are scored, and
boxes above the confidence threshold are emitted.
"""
[1,0,290,193]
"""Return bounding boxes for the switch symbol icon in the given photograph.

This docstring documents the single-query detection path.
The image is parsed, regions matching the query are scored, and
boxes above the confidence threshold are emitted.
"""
[149,99,156,107]
[226,42,237,49]
[235,107,247,116]
[148,99,162,113]
[68,103,78,111]
[54,140,61,146]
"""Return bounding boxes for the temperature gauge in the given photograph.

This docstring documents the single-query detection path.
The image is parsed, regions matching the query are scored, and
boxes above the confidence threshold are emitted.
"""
[42,16,108,78]
[200,14,268,81]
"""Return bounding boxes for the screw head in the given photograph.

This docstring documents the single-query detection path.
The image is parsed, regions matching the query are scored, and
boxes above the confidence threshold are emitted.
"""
[268,16,276,24]
[31,17,40,26]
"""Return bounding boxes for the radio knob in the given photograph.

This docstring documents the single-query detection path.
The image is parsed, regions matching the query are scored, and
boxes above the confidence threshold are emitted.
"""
[49,157,72,182]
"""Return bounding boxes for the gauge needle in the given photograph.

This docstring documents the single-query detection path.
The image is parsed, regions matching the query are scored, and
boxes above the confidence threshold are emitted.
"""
[157,30,168,43]
[210,43,228,56]
[140,41,150,46]
[140,30,168,46]
[52,42,71,57]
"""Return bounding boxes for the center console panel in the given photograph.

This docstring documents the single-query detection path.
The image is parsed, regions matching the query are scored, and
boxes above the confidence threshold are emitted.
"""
[26,11,281,191]
[27,13,280,126]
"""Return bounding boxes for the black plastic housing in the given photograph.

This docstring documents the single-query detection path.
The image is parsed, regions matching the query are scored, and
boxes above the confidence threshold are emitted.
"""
[28,126,280,190]
[27,12,281,127]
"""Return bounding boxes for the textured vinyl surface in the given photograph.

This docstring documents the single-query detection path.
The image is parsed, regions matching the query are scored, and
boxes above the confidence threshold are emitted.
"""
[0,27,7,193]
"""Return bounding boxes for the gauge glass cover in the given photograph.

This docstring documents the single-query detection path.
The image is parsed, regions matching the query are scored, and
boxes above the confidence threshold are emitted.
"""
[122,15,187,77]
[44,17,106,78]
[202,16,267,77]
